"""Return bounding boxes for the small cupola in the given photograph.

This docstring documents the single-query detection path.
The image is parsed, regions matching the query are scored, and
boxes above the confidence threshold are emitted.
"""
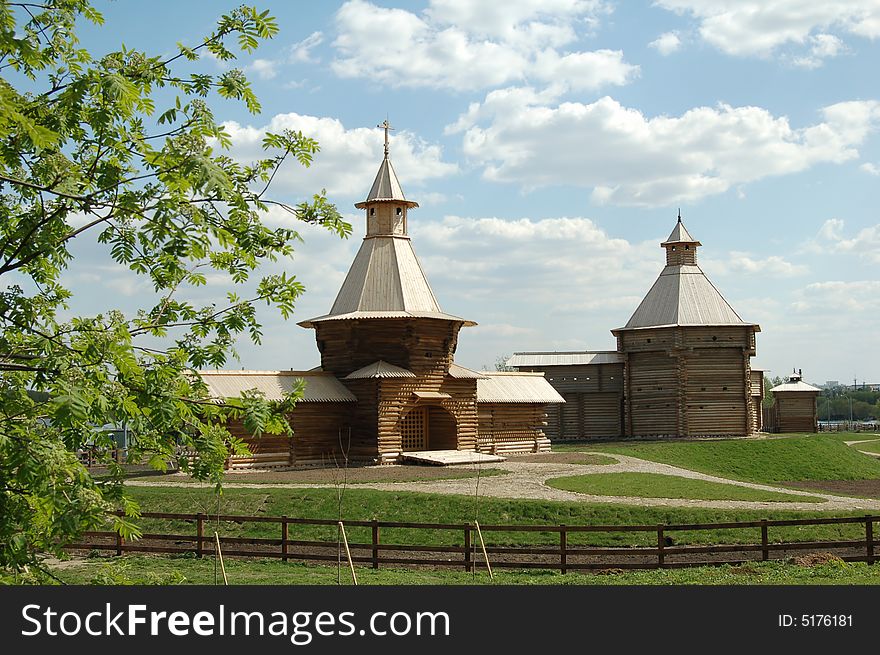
[661,210,701,266]
[354,120,419,238]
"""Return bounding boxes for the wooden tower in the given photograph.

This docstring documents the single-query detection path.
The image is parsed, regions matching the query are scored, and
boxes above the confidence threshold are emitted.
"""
[298,121,479,463]
[612,216,761,437]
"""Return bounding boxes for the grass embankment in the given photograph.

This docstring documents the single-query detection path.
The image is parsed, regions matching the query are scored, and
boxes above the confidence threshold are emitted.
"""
[545,473,823,502]
[37,555,880,586]
[556,435,880,485]
[123,486,871,548]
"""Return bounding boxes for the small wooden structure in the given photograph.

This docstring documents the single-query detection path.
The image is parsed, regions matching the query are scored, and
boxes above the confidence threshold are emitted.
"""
[511,216,762,440]
[200,123,563,467]
[768,370,820,433]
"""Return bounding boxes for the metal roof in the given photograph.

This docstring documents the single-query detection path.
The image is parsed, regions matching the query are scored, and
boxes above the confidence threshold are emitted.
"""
[447,362,488,378]
[197,370,356,403]
[354,158,418,209]
[770,380,821,393]
[476,372,565,404]
[507,352,624,367]
[299,236,476,327]
[662,218,699,245]
[413,391,452,400]
[617,265,754,330]
[345,360,416,379]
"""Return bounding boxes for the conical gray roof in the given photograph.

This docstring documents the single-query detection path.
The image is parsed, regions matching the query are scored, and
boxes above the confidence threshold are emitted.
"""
[298,234,475,328]
[355,158,418,208]
[662,218,699,245]
[619,265,748,329]
[616,219,756,331]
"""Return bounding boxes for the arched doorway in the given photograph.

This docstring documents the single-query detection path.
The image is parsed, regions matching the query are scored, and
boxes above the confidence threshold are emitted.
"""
[398,405,458,452]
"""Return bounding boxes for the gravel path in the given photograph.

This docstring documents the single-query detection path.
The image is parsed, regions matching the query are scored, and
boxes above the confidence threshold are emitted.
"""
[126,452,880,511]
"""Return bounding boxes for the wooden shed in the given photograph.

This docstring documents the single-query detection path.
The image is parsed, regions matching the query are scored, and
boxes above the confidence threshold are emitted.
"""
[200,123,563,467]
[612,217,761,438]
[769,371,820,433]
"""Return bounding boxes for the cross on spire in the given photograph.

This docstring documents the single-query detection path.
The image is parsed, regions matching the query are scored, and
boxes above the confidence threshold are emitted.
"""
[378,119,394,159]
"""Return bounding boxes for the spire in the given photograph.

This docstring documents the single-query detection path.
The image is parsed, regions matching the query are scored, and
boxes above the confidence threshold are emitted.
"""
[354,120,418,212]
[299,120,475,329]
[380,118,392,159]
[662,211,699,246]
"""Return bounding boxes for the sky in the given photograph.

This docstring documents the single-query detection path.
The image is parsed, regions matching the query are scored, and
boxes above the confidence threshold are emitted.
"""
[60,0,880,385]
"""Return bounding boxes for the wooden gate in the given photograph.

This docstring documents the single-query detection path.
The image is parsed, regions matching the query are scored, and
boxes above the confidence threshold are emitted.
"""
[400,407,428,451]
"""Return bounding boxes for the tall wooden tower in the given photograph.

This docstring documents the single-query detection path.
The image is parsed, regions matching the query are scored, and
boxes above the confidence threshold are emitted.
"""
[612,216,761,437]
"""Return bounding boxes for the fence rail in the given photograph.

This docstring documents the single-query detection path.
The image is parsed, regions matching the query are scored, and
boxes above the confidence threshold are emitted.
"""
[63,512,880,573]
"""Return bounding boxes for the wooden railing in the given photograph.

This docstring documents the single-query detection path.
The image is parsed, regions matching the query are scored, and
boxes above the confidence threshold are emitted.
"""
[64,512,879,573]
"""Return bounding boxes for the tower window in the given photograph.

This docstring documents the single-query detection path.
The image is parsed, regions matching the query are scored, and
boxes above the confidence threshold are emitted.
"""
[396,207,402,215]
[685,245,690,250]
[370,208,375,216]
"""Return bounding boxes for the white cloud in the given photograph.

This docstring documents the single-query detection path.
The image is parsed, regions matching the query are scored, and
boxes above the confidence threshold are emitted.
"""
[220,113,458,199]
[449,92,880,206]
[656,1,880,61]
[792,33,847,68]
[289,31,324,63]
[649,31,682,55]
[721,252,808,277]
[246,58,278,80]
[330,0,637,91]
[794,280,880,313]
[809,218,880,262]
[860,162,880,175]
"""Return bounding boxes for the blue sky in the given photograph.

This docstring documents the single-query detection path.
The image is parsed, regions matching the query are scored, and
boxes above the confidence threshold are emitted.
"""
[64,1,880,384]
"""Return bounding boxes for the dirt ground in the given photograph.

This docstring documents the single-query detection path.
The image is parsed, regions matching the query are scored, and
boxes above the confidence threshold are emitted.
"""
[507,453,615,465]
[125,466,507,485]
[781,479,880,499]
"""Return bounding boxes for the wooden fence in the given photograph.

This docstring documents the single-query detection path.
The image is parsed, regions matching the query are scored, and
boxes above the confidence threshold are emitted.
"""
[63,512,880,573]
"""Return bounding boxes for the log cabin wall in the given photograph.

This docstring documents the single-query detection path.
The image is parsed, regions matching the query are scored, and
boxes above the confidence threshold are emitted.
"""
[618,326,757,438]
[314,318,461,378]
[289,403,362,466]
[476,403,551,454]
[773,392,819,433]
[224,418,293,468]
[513,363,624,440]
[337,378,380,463]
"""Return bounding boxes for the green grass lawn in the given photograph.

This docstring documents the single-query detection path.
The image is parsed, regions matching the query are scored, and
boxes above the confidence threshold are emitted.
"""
[121,467,508,485]
[545,473,824,502]
[554,435,880,484]
[851,439,880,455]
[28,554,880,586]
[120,486,870,549]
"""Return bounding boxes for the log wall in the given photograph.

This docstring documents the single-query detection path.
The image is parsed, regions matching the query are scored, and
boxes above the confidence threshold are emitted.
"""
[513,363,624,440]
[773,392,819,433]
[477,403,551,454]
[314,318,462,378]
[618,325,758,438]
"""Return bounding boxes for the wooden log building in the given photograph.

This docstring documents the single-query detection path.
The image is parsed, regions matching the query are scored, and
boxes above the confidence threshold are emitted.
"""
[768,370,820,433]
[200,123,563,467]
[511,216,763,440]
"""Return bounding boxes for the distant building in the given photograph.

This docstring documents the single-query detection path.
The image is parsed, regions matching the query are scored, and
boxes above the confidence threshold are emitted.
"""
[511,216,763,439]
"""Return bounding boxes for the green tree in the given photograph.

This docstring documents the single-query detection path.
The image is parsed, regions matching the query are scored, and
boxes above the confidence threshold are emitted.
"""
[762,375,782,408]
[0,1,349,571]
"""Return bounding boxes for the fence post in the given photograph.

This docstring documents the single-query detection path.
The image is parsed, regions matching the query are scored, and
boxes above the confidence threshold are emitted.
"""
[761,519,769,561]
[560,525,567,575]
[196,513,205,558]
[371,519,380,570]
[281,516,289,562]
[464,525,472,573]
[866,516,874,566]
[657,525,665,568]
[115,531,123,557]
